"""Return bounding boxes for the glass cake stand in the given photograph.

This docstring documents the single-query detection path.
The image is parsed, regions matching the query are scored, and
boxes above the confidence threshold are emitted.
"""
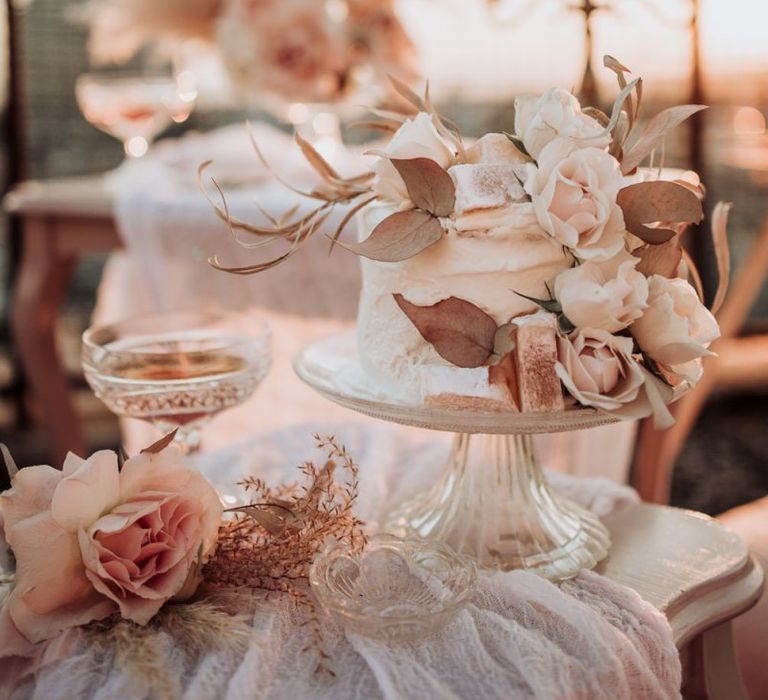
[294,332,619,581]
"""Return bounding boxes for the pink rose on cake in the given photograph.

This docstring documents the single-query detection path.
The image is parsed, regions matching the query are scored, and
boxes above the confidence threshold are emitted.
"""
[631,275,720,366]
[555,328,675,428]
[372,112,456,204]
[555,329,645,412]
[0,445,222,646]
[514,88,610,159]
[525,140,626,260]
[554,250,648,333]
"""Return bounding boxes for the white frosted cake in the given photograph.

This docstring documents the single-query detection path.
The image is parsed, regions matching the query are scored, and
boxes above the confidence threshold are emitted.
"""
[356,137,571,409]
[216,68,725,428]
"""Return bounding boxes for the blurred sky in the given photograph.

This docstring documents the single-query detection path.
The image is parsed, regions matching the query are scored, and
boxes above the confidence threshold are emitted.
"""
[398,0,768,104]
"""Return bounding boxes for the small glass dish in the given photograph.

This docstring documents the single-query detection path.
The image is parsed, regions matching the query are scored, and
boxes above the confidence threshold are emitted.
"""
[309,534,477,641]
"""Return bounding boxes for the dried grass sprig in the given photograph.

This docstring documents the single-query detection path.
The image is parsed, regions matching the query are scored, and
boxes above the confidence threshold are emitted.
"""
[203,435,367,673]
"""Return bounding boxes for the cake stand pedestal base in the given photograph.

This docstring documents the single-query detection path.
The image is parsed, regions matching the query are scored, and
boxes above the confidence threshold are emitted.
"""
[386,433,610,578]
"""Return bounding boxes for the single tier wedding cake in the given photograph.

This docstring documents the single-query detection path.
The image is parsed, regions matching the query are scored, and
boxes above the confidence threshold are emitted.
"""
[209,58,729,429]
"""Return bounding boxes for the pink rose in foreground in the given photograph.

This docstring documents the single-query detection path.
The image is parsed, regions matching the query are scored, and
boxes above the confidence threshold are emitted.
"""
[0,447,221,646]
[526,140,626,260]
[631,275,720,366]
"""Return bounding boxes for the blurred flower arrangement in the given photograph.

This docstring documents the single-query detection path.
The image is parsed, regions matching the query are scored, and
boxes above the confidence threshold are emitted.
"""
[82,0,415,104]
[0,434,365,678]
[204,57,731,428]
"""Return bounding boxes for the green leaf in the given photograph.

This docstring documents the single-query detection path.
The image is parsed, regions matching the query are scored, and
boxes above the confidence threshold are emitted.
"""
[391,157,456,217]
[513,290,562,314]
[393,294,497,368]
[337,209,443,262]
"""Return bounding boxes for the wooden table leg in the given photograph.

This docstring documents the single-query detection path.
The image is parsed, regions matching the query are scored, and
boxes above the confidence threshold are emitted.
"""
[683,622,750,700]
[10,216,86,463]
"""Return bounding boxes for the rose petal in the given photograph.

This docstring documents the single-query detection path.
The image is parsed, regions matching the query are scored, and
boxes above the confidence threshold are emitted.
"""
[9,512,114,642]
[0,466,62,543]
[51,451,120,532]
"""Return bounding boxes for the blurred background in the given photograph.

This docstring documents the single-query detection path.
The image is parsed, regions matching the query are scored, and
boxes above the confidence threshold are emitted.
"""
[0,0,766,515]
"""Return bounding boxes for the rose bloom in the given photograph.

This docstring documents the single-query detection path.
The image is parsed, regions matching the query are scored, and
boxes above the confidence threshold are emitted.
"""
[373,112,456,203]
[555,328,645,412]
[525,139,626,260]
[514,88,610,160]
[631,275,720,366]
[0,447,221,644]
[216,0,348,103]
[554,250,648,333]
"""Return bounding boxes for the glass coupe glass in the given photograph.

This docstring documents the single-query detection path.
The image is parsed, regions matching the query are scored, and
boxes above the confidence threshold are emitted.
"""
[82,311,271,454]
[76,70,198,158]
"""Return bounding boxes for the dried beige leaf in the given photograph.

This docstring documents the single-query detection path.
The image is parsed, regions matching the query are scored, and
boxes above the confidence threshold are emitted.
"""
[710,201,733,315]
[391,157,456,217]
[337,209,443,262]
[388,74,425,111]
[393,294,497,368]
[141,429,179,455]
[635,239,683,278]
[0,444,18,480]
[617,181,703,244]
[295,132,342,183]
[621,105,707,174]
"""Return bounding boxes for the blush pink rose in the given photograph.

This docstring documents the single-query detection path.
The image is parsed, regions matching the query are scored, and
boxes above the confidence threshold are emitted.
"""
[631,275,720,366]
[555,328,645,412]
[0,447,221,646]
[555,328,676,428]
[514,88,610,160]
[525,139,626,260]
[554,250,648,333]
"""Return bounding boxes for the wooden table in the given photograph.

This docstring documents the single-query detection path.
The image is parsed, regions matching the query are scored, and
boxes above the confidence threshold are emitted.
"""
[600,502,763,699]
[4,177,120,461]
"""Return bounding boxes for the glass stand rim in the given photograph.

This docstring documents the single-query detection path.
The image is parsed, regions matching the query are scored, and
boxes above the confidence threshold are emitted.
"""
[294,332,615,580]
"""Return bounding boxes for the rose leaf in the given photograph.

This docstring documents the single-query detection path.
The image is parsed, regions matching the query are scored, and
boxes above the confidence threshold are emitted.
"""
[621,104,707,174]
[391,157,456,217]
[141,428,179,455]
[635,239,683,278]
[337,209,443,262]
[394,293,497,368]
[617,180,703,245]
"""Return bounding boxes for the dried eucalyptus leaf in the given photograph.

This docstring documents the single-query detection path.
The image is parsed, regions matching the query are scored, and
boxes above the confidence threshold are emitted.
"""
[603,77,641,139]
[391,158,456,217]
[337,209,443,262]
[617,181,703,244]
[0,444,18,480]
[295,132,342,183]
[140,429,179,455]
[393,294,497,368]
[710,201,733,315]
[635,239,683,278]
[388,74,425,111]
[621,105,707,174]
[488,351,520,410]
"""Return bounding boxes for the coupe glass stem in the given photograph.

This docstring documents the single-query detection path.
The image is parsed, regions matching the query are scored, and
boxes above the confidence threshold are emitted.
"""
[385,432,610,580]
